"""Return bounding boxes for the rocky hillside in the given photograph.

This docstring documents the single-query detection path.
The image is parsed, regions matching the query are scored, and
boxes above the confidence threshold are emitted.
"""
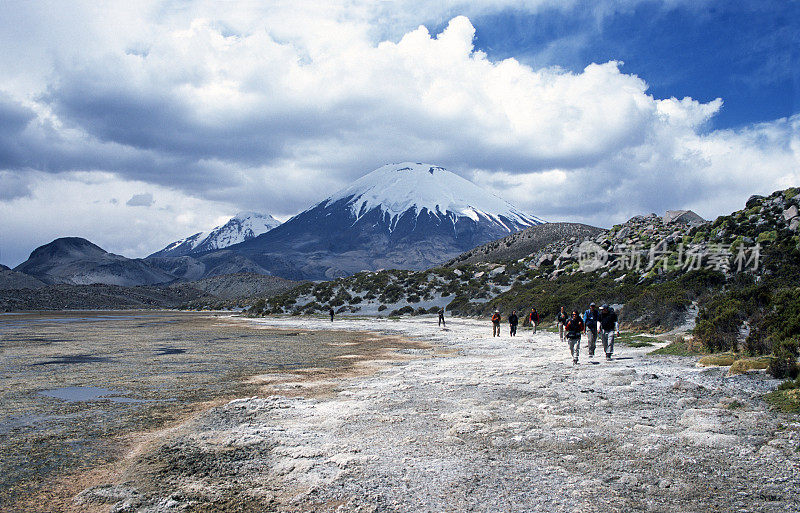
[174,273,300,300]
[443,222,604,267]
[0,266,46,289]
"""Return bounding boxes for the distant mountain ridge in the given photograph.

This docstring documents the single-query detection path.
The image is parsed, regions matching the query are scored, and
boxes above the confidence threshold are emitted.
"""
[150,212,281,258]
[14,237,175,286]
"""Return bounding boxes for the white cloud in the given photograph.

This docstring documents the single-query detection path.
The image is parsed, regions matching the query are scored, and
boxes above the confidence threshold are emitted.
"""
[0,2,796,265]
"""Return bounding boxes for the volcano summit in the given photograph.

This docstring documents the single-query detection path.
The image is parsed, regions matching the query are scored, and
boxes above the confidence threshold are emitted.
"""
[221,162,543,279]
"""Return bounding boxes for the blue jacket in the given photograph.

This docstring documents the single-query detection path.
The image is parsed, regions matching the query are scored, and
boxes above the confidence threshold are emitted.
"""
[583,308,600,331]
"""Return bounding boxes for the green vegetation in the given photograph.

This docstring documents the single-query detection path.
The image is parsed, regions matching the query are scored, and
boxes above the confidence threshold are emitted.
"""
[456,268,725,332]
[764,382,800,413]
[649,336,705,356]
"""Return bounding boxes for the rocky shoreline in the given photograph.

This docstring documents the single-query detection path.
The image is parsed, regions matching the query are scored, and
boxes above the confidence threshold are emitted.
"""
[70,316,799,512]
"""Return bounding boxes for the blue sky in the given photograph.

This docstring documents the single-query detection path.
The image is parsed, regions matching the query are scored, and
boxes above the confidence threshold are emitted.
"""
[0,1,797,266]
[468,0,799,129]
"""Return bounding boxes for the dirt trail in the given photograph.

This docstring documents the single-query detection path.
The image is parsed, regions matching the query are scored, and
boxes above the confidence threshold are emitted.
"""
[75,317,800,512]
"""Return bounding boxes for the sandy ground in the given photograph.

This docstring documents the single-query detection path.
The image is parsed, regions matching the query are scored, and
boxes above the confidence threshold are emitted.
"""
[72,316,800,512]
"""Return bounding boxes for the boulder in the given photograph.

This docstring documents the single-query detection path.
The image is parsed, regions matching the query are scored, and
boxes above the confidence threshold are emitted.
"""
[615,227,630,240]
[664,210,707,226]
[783,205,798,221]
[536,254,554,266]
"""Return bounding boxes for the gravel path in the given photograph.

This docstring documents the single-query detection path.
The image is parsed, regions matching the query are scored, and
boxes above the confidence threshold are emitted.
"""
[78,317,800,512]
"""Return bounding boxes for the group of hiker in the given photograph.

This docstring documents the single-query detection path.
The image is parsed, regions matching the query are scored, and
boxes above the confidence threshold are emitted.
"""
[491,302,619,365]
[491,308,540,337]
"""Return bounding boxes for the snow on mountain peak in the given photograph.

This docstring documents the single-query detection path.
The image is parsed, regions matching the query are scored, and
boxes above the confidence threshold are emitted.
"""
[149,211,281,258]
[199,212,281,251]
[325,162,543,231]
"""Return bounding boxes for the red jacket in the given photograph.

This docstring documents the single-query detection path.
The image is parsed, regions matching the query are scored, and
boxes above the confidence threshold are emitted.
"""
[529,311,540,324]
[491,313,501,324]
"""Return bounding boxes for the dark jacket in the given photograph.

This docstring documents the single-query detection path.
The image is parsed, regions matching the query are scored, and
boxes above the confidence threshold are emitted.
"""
[491,313,501,324]
[557,311,568,325]
[529,311,540,324]
[599,310,618,331]
[565,317,584,338]
[508,313,519,326]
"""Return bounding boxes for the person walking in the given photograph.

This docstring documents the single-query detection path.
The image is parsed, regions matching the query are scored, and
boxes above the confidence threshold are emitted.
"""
[599,304,619,360]
[583,302,600,357]
[491,310,501,337]
[557,306,568,342]
[528,308,540,334]
[564,310,585,365]
[329,307,335,322]
[508,310,519,337]
[438,308,446,327]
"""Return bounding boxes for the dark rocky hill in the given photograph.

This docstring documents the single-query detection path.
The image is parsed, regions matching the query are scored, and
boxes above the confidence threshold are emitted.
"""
[443,222,604,267]
[14,237,175,286]
[174,273,300,300]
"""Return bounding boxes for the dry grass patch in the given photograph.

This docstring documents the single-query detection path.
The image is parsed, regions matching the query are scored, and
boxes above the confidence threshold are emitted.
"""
[698,353,738,367]
[728,357,772,375]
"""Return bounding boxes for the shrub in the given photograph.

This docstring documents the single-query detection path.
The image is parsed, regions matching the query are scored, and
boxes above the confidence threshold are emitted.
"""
[767,339,800,379]
[377,304,387,312]
[757,230,778,243]
[389,306,415,316]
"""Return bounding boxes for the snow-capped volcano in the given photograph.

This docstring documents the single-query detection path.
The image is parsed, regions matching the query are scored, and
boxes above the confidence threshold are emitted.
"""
[323,162,543,232]
[223,163,544,280]
[149,211,281,258]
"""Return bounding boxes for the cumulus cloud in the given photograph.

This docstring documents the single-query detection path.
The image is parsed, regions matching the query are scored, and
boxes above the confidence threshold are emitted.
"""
[0,2,796,264]
[126,193,155,207]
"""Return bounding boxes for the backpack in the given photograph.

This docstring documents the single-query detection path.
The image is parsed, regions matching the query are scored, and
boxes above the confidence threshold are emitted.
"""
[566,318,584,336]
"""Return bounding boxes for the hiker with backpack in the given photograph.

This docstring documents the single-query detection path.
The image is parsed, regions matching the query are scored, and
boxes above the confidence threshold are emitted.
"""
[508,310,519,337]
[438,308,446,327]
[557,306,568,341]
[491,310,501,337]
[583,302,600,357]
[528,308,540,334]
[599,304,619,360]
[564,310,585,365]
